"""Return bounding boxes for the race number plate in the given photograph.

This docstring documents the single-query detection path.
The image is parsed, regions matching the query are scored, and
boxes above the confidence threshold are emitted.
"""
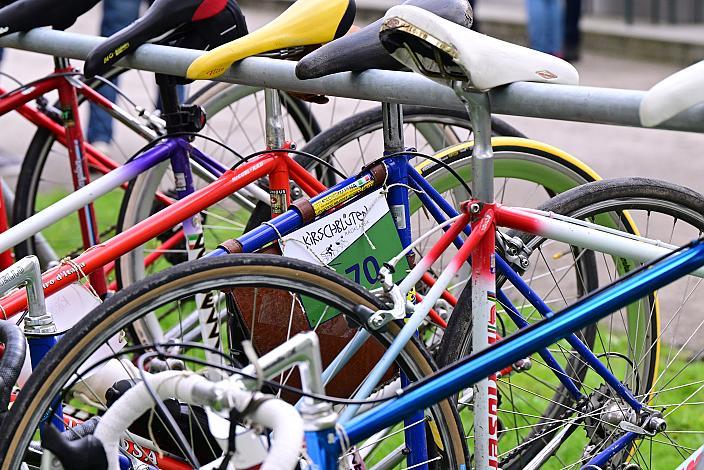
[283,189,409,326]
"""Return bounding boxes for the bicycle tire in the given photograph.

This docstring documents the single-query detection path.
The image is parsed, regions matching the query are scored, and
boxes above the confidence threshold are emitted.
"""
[0,254,468,470]
[439,177,704,469]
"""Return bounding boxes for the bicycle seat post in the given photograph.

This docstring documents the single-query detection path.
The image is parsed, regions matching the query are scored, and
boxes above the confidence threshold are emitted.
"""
[53,57,70,70]
[453,82,498,470]
[156,74,181,121]
[264,88,286,149]
[382,102,404,154]
[453,84,493,203]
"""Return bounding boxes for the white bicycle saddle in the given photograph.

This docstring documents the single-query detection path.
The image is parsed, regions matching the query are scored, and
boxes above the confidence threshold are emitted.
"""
[379,5,579,91]
[640,60,704,127]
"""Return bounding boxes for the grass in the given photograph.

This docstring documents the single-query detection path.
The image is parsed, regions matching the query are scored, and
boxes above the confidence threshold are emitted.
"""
[458,335,704,469]
[35,188,123,255]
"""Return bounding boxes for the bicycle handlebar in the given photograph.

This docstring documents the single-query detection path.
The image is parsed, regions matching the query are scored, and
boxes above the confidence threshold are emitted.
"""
[93,371,303,470]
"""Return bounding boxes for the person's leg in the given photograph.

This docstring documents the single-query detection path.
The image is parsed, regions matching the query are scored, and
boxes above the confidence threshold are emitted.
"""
[542,0,565,55]
[564,0,582,61]
[86,0,142,144]
[526,0,549,52]
[555,0,565,55]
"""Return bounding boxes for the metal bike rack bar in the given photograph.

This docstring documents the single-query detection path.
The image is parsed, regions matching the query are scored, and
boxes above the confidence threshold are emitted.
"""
[1,28,703,133]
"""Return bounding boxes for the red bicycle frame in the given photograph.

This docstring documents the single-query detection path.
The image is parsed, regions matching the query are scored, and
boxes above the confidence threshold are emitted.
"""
[0,58,137,292]
[0,146,326,316]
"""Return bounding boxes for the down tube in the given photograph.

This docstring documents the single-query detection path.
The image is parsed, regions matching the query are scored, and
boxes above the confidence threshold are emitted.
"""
[339,241,704,449]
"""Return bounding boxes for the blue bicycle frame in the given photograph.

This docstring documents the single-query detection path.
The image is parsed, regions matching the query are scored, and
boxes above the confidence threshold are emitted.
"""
[302,238,704,468]
[203,143,650,467]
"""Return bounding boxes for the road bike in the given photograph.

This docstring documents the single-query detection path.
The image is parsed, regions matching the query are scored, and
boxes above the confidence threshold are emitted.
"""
[0,0,608,349]
[16,231,704,469]
[4,4,704,469]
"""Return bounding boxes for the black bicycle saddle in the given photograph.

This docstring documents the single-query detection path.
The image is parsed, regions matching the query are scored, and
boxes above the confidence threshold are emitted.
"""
[0,0,100,38]
[83,0,248,79]
[295,0,472,79]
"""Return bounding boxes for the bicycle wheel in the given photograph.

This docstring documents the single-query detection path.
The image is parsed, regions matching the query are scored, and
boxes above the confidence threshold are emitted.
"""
[0,254,467,470]
[187,83,321,157]
[439,177,704,469]
[299,105,524,177]
[116,137,602,349]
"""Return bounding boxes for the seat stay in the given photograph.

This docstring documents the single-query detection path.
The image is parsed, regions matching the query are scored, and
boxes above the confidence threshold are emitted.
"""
[640,59,704,127]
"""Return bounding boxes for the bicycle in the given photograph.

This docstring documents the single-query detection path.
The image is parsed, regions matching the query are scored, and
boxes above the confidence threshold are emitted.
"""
[0,0,607,349]
[28,232,704,470]
[4,4,704,469]
[3,0,340,284]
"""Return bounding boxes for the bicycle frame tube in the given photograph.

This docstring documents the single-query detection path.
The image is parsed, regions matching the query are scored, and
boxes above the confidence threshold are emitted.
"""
[0,149,322,316]
[328,239,704,463]
[412,167,642,409]
[498,205,704,279]
[169,144,226,377]
[55,62,107,296]
[407,167,586,400]
[0,182,12,269]
[0,140,178,254]
[209,164,385,256]
[382,100,428,469]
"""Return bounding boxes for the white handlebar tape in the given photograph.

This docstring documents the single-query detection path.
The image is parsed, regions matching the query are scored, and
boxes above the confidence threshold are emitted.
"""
[93,371,304,470]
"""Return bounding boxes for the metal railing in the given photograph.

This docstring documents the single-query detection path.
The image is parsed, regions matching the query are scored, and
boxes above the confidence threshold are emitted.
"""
[0,28,702,133]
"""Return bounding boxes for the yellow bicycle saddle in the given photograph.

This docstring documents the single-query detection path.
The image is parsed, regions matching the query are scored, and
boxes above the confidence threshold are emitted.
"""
[186,0,355,80]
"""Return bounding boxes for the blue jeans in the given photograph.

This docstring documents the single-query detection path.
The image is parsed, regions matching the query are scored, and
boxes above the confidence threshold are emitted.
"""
[87,0,142,143]
[526,0,564,54]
